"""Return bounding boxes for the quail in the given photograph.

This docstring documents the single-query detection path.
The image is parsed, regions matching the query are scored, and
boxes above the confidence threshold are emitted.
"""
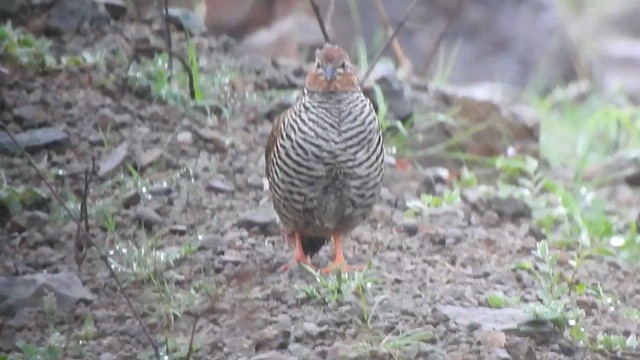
[265,43,384,273]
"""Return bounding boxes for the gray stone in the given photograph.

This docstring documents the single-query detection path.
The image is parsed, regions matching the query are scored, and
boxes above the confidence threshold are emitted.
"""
[98,142,129,178]
[13,105,47,128]
[166,7,207,36]
[0,272,95,318]
[0,127,69,155]
[135,206,163,229]
[436,305,526,332]
[46,0,109,35]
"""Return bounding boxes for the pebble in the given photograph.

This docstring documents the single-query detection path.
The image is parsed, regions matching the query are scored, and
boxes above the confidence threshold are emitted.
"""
[206,178,235,194]
[134,206,163,229]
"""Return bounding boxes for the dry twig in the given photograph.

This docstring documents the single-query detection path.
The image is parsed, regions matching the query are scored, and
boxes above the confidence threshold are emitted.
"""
[309,0,331,43]
[361,0,419,84]
[371,0,414,75]
[183,315,201,360]
[74,157,96,271]
[423,0,464,74]
[163,0,173,72]
[0,125,162,360]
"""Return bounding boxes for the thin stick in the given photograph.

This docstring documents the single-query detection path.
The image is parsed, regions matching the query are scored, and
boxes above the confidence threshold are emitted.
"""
[0,125,162,360]
[423,0,464,74]
[183,315,201,360]
[324,0,336,38]
[361,0,418,84]
[74,158,94,271]
[163,0,173,72]
[309,0,330,43]
[372,0,413,73]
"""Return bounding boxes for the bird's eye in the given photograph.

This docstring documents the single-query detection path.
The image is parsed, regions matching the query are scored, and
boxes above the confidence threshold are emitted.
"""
[340,60,346,69]
[315,59,322,69]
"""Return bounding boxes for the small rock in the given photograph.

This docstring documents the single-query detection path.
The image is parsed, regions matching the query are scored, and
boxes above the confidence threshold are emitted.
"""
[98,142,129,178]
[169,224,188,235]
[0,325,16,351]
[0,127,69,155]
[99,353,118,360]
[8,210,49,233]
[198,234,225,251]
[88,134,106,146]
[98,0,126,20]
[138,147,163,168]
[481,331,507,350]
[250,350,296,360]
[193,128,230,152]
[220,253,246,265]
[177,131,193,144]
[0,272,95,318]
[302,321,327,337]
[436,305,526,332]
[488,196,532,221]
[148,183,172,196]
[13,105,47,128]
[46,0,109,35]
[362,60,413,122]
[237,208,279,236]
[418,167,450,196]
[288,343,320,359]
[166,7,207,35]
[121,189,141,208]
[205,178,235,194]
[247,173,265,190]
[135,206,163,229]
[395,218,418,237]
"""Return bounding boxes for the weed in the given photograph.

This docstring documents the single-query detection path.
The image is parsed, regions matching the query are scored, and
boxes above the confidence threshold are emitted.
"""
[355,327,437,360]
[405,167,476,217]
[298,261,379,305]
[0,22,104,71]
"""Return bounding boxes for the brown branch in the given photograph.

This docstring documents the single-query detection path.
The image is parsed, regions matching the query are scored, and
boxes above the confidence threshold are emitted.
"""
[423,0,464,74]
[74,157,95,271]
[0,125,162,360]
[361,0,418,84]
[371,0,413,74]
[163,0,173,72]
[183,315,201,360]
[309,0,331,43]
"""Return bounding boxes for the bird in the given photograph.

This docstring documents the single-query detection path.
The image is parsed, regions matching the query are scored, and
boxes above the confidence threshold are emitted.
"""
[264,43,385,274]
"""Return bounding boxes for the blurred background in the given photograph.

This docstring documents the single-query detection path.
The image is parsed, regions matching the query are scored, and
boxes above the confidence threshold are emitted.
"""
[119,0,640,100]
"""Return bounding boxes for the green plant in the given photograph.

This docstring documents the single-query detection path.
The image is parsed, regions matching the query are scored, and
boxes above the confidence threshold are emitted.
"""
[298,262,379,305]
[0,22,104,71]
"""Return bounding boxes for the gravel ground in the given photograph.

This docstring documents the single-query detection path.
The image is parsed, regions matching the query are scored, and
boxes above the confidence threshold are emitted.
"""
[1,12,638,360]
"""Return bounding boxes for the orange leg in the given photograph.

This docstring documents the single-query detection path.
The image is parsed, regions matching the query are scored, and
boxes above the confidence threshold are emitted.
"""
[280,232,313,272]
[320,232,365,274]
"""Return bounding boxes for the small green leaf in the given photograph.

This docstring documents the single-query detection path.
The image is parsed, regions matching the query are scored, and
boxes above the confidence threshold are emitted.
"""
[487,293,506,308]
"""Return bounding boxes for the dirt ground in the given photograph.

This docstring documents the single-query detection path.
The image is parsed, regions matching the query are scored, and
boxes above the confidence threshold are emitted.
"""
[1,9,639,360]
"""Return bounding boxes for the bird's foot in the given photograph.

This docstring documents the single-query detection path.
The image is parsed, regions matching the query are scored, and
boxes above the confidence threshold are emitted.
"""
[320,261,365,274]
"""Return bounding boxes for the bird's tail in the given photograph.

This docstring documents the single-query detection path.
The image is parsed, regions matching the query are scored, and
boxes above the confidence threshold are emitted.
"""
[301,235,328,258]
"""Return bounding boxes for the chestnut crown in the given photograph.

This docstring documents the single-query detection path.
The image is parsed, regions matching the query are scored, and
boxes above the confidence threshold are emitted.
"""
[305,43,359,92]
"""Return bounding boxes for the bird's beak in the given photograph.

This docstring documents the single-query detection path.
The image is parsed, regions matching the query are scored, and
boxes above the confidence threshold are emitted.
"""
[323,64,336,82]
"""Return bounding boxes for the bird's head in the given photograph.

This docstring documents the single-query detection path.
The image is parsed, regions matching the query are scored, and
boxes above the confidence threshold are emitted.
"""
[305,43,359,92]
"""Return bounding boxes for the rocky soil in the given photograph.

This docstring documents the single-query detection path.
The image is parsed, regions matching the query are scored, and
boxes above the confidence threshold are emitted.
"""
[1,2,640,360]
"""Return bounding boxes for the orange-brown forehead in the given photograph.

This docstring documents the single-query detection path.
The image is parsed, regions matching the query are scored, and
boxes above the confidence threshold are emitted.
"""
[316,45,349,63]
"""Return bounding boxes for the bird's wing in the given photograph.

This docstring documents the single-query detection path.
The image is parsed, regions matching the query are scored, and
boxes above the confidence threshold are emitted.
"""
[264,107,291,177]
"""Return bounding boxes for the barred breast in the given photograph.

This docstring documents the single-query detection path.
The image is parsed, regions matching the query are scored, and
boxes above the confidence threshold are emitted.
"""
[265,88,384,238]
